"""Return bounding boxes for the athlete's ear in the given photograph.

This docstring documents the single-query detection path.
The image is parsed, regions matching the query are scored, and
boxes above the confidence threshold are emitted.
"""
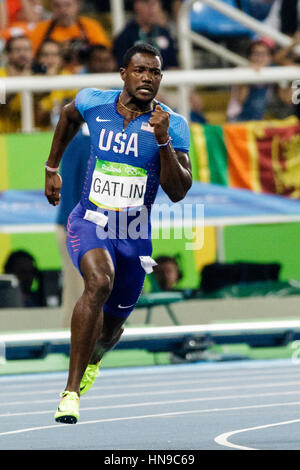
[120,67,126,81]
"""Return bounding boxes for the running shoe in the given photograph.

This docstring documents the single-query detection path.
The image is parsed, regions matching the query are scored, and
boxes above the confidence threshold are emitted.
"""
[54,391,80,424]
[80,362,100,396]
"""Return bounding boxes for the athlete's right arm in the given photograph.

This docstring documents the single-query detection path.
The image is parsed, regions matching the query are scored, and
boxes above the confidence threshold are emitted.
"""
[45,101,84,206]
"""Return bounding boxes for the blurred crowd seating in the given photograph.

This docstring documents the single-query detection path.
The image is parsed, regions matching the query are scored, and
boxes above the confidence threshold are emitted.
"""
[0,0,299,129]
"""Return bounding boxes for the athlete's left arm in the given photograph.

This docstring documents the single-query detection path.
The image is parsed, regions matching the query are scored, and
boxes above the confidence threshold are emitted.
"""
[149,105,192,202]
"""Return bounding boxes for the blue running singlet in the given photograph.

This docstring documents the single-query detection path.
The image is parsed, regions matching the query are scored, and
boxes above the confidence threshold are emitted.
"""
[66,88,190,318]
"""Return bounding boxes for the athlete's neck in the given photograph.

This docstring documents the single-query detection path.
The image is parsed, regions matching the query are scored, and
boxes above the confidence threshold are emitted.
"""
[118,92,154,116]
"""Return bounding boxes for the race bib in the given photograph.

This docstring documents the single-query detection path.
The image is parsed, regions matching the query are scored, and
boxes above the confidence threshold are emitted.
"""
[89,159,148,210]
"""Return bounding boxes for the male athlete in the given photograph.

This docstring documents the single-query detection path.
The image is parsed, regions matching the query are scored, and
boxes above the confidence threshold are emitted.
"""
[45,43,192,424]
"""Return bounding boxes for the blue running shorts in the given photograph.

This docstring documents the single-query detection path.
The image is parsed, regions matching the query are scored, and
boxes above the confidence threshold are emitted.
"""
[66,202,154,319]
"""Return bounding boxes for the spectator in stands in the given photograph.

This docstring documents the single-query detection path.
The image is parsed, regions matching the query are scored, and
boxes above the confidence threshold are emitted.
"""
[113,0,178,70]
[270,29,300,119]
[189,89,207,124]
[226,39,274,122]
[152,0,182,39]
[35,38,65,75]
[0,34,33,75]
[4,250,43,307]
[0,35,34,132]
[0,0,48,42]
[29,0,111,73]
[34,39,77,129]
[273,29,300,65]
[80,44,117,74]
[153,256,183,291]
[0,0,44,29]
[264,0,300,36]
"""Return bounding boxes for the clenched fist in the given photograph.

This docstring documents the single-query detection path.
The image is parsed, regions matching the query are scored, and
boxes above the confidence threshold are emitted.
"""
[149,104,170,145]
[45,171,62,206]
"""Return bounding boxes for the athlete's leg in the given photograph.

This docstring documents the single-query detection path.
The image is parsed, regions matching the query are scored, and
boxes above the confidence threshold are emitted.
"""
[64,247,115,395]
[88,312,126,364]
[86,239,151,366]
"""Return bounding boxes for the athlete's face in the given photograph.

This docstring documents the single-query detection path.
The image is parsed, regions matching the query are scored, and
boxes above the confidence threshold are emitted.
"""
[120,52,162,104]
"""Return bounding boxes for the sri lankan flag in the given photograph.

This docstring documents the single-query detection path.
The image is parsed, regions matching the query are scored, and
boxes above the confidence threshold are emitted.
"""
[189,117,300,199]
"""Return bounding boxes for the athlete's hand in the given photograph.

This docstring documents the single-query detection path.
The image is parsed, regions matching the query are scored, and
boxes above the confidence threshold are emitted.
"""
[149,105,170,145]
[45,171,62,206]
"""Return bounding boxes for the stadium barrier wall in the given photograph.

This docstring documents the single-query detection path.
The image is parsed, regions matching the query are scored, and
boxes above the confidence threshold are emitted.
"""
[2,295,300,332]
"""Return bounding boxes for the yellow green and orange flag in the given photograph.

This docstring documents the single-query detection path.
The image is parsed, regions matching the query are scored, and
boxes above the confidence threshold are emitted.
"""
[189,117,300,199]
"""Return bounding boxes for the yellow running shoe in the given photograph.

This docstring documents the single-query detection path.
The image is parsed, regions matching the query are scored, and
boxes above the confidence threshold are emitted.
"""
[54,391,80,424]
[80,362,101,396]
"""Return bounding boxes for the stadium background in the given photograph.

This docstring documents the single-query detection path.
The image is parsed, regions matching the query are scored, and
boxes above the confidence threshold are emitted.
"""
[1,121,300,288]
[1,0,300,370]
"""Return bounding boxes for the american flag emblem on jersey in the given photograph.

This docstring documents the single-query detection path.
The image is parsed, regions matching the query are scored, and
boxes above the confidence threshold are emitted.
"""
[141,122,154,133]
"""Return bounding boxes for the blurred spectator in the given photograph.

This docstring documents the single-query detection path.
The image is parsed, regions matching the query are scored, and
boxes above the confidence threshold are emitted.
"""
[0,0,48,42]
[34,39,76,129]
[29,0,111,73]
[265,82,296,119]
[169,0,182,33]
[152,0,182,39]
[271,29,300,119]
[0,34,33,75]
[4,250,43,307]
[80,44,117,74]
[273,30,300,65]
[113,0,179,70]
[56,125,90,326]
[0,0,45,29]
[153,255,183,291]
[189,89,207,124]
[264,0,300,36]
[0,35,34,132]
[227,39,274,122]
[35,38,65,75]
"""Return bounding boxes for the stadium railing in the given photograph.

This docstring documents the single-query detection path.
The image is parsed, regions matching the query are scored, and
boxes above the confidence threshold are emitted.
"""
[178,0,293,70]
[1,320,300,362]
[2,65,300,133]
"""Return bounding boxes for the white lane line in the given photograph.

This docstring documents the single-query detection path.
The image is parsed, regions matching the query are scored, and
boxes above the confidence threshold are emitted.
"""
[2,370,300,398]
[215,418,300,450]
[1,363,300,392]
[1,390,300,419]
[1,366,299,392]
[2,378,300,407]
[1,401,300,439]
[0,359,297,387]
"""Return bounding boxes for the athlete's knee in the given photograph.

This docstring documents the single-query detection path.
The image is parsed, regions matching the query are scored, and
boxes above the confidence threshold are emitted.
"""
[84,271,112,303]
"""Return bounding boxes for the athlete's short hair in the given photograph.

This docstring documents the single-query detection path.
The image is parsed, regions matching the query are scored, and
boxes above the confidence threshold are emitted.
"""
[122,43,163,69]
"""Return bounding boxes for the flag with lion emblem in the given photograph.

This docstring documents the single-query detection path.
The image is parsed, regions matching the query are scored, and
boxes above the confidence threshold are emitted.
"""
[189,117,300,199]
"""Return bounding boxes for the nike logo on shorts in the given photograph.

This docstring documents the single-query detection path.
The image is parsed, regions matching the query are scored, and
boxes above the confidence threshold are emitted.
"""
[96,117,111,122]
[118,303,135,309]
